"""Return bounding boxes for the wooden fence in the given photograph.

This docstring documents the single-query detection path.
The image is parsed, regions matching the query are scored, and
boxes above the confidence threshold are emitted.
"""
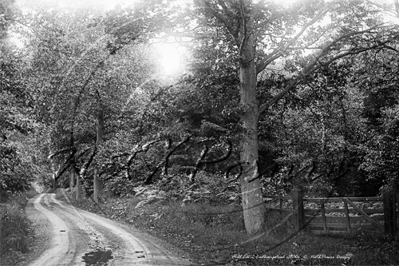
[264,190,398,236]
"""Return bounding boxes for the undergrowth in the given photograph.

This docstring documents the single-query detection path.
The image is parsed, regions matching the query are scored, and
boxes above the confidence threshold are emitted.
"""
[0,189,38,266]
[59,184,399,266]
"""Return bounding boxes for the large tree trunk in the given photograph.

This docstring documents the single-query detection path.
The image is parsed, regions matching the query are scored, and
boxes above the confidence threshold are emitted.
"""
[194,0,266,235]
[93,106,104,203]
[239,35,266,234]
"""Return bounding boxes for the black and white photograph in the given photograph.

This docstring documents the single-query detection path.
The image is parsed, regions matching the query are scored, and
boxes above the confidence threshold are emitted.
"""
[1,0,399,265]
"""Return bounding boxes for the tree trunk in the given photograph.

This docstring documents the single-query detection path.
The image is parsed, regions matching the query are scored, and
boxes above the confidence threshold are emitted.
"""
[93,106,104,203]
[93,168,101,202]
[239,35,266,234]
[52,173,56,191]
[76,173,81,200]
[70,171,75,191]
[50,161,57,191]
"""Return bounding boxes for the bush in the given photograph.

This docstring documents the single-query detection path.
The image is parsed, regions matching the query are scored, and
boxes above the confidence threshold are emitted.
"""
[0,191,36,264]
[158,171,240,204]
[0,146,32,193]
[0,203,31,253]
[104,176,136,197]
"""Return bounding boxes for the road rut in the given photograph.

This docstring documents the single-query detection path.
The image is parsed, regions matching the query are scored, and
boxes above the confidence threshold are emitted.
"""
[27,193,191,266]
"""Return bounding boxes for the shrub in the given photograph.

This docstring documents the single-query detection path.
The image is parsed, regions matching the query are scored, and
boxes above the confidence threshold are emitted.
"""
[103,176,136,197]
[0,203,31,253]
[0,146,32,193]
[0,190,36,264]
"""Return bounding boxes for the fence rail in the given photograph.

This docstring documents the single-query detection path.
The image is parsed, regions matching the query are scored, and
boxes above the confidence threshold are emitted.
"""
[264,190,398,236]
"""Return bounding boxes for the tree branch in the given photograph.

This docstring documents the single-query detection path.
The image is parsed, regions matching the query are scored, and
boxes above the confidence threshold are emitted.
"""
[79,147,97,180]
[259,25,389,115]
[48,147,74,160]
[198,0,239,42]
[256,4,332,74]
[189,145,209,183]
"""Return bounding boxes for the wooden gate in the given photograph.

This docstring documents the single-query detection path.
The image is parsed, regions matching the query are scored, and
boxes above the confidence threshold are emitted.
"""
[302,196,384,234]
[264,191,398,235]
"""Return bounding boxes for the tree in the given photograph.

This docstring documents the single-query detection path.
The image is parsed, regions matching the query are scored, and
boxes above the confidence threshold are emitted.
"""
[351,40,399,194]
[264,61,372,197]
[191,0,398,234]
[18,1,175,200]
[0,0,40,194]
[0,0,15,44]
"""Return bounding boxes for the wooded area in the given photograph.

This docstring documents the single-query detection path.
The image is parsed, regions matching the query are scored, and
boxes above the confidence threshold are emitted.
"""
[2,0,399,235]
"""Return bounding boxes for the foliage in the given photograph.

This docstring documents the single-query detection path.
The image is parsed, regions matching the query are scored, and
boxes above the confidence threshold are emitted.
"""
[19,3,166,188]
[0,190,37,265]
[5,0,399,262]
[361,104,399,192]
[103,176,136,197]
[0,145,32,193]
[258,61,372,196]
[0,0,39,193]
[64,188,399,266]
[0,201,31,252]
[0,0,15,42]
[4,0,399,234]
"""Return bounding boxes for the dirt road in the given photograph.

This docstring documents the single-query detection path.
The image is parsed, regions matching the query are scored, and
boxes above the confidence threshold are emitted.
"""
[26,193,192,266]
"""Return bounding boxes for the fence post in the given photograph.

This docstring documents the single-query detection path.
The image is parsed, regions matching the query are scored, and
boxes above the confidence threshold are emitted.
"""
[292,189,304,231]
[343,199,351,234]
[383,191,398,236]
[321,201,327,233]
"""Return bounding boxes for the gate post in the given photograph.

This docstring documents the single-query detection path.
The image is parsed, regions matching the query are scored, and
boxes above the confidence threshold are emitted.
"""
[292,189,304,231]
[383,191,398,236]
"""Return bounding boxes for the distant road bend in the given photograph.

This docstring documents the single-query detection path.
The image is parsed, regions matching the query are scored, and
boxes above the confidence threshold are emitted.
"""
[27,193,191,266]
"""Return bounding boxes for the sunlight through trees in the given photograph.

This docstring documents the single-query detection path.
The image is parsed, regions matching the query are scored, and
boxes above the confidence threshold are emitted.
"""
[2,0,399,237]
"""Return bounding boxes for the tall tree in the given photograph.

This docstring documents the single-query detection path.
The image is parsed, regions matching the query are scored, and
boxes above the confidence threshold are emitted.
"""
[0,0,39,193]
[20,1,173,197]
[192,0,398,234]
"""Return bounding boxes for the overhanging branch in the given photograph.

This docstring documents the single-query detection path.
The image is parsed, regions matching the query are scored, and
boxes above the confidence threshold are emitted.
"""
[256,4,332,74]
[258,25,392,115]
[197,0,240,43]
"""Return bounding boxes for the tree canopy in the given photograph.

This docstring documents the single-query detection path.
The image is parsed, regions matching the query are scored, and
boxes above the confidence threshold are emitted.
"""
[2,0,399,233]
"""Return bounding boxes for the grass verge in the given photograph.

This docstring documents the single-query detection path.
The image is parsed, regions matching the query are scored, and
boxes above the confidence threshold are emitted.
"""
[0,190,38,266]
